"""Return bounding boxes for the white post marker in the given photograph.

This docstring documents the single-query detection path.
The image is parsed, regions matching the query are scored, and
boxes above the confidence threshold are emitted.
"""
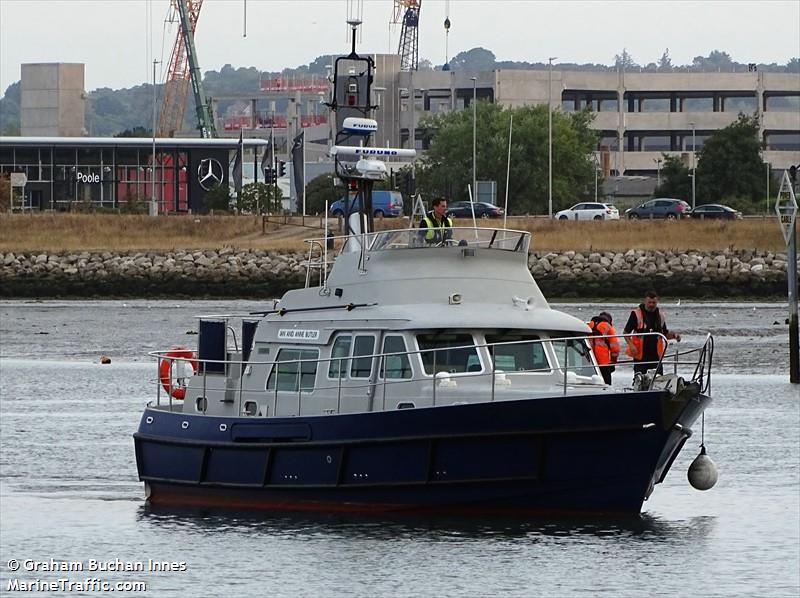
[775,170,798,245]
[775,169,799,383]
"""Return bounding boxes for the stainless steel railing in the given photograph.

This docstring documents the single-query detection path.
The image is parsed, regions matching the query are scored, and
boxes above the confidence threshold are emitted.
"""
[149,331,713,416]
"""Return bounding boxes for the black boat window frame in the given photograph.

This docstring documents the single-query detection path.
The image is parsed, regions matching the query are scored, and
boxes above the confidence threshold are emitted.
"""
[266,347,320,392]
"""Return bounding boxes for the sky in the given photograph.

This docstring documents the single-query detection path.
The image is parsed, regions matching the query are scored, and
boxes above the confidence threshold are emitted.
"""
[0,0,798,92]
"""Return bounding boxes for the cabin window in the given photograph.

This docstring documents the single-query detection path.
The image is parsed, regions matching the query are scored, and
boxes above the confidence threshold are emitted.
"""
[380,335,412,379]
[328,335,352,379]
[417,333,481,375]
[350,335,375,378]
[267,348,319,392]
[485,334,550,373]
[551,338,596,377]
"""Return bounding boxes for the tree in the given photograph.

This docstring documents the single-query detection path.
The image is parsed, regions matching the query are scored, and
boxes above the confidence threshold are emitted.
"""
[691,50,734,72]
[653,154,691,200]
[448,47,497,71]
[115,126,150,138]
[202,183,233,213]
[0,81,20,135]
[236,182,282,214]
[614,49,638,71]
[305,173,342,215]
[416,102,597,214]
[657,49,673,72]
[696,113,765,205]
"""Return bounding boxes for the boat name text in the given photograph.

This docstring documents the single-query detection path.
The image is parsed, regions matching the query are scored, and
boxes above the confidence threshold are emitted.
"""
[277,329,320,340]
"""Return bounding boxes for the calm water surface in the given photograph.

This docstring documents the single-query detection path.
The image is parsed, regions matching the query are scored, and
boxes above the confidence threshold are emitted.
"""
[1,300,798,597]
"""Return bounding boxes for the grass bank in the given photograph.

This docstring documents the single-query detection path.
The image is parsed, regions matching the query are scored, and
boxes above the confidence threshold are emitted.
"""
[0,213,791,253]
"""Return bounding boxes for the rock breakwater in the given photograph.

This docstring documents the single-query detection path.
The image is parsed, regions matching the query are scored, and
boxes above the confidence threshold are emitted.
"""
[0,248,792,298]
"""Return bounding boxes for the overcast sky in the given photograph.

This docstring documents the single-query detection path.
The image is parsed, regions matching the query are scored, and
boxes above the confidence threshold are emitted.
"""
[1,0,798,92]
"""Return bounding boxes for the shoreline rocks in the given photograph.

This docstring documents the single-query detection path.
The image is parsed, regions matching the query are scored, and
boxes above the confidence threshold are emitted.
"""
[0,248,793,299]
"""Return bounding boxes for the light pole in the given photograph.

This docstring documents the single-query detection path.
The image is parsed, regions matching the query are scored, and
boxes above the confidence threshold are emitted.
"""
[409,72,416,151]
[373,86,386,146]
[690,121,696,209]
[151,59,160,216]
[548,57,557,217]
[471,76,477,201]
[765,162,770,213]
[594,154,600,201]
[654,158,662,188]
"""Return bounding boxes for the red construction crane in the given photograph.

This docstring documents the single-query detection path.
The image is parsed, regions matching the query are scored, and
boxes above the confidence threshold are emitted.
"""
[158,0,215,138]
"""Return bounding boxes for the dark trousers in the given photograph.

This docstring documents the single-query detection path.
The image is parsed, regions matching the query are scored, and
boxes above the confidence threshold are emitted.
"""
[599,365,614,385]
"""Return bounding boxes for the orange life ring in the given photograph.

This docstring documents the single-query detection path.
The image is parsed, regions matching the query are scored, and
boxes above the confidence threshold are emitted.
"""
[158,346,198,400]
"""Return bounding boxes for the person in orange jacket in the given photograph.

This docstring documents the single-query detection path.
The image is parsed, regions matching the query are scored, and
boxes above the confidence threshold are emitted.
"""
[587,311,620,384]
[623,290,681,376]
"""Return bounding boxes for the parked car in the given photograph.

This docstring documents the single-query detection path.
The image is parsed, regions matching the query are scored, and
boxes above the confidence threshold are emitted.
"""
[626,198,691,219]
[690,204,743,220]
[554,202,620,221]
[329,190,404,218]
[446,201,505,219]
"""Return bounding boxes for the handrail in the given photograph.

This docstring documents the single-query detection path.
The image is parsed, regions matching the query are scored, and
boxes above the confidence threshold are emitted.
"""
[148,331,713,415]
[305,227,531,255]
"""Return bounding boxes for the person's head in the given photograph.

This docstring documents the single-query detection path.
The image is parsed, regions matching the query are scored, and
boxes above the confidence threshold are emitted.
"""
[431,197,448,217]
[598,311,613,324]
[643,290,659,312]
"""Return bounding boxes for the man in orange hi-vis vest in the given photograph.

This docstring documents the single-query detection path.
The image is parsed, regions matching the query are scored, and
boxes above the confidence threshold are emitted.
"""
[623,290,681,376]
[587,311,620,384]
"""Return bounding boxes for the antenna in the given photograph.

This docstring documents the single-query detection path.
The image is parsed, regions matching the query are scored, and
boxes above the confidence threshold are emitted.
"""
[347,19,362,57]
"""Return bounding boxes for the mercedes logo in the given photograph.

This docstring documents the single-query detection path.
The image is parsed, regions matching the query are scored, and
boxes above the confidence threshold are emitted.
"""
[197,158,223,191]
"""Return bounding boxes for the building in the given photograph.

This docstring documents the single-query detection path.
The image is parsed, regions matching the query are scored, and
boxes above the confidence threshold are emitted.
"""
[21,63,86,137]
[393,67,800,176]
[0,136,267,212]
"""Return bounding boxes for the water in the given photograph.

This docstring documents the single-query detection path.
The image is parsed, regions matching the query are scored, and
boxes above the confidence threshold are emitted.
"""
[1,300,798,597]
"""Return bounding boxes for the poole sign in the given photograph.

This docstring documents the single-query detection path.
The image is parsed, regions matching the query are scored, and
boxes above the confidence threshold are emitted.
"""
[76,172,100,184]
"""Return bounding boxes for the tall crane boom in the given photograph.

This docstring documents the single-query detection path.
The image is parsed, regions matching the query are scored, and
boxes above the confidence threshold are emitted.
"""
[392,0,421,71]
[158,0,198,137]
[159,0,217,138]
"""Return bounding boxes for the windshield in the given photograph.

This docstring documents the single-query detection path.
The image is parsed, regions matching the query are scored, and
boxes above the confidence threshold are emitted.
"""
[361,227,529,252]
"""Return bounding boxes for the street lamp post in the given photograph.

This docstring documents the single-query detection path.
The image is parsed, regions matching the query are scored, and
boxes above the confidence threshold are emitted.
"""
[765,162,770,213]
[409,72,416,152]
[471,77,477,201]
[373,86,386,147]
[548,57,557,217]
[594,154,600,201]
[654,158,662,188]
[690,122,696,209]
[151,59,160,217]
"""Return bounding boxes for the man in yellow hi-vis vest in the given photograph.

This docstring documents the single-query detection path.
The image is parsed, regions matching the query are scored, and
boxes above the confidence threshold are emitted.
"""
[419,197,454,245]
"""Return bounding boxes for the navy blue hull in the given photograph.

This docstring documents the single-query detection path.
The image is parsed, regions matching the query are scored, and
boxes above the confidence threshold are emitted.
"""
[134,389,709,515]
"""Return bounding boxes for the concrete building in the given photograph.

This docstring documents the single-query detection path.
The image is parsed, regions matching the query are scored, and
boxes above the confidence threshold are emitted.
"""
[21,63,86,137]
[391,67,800,176]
